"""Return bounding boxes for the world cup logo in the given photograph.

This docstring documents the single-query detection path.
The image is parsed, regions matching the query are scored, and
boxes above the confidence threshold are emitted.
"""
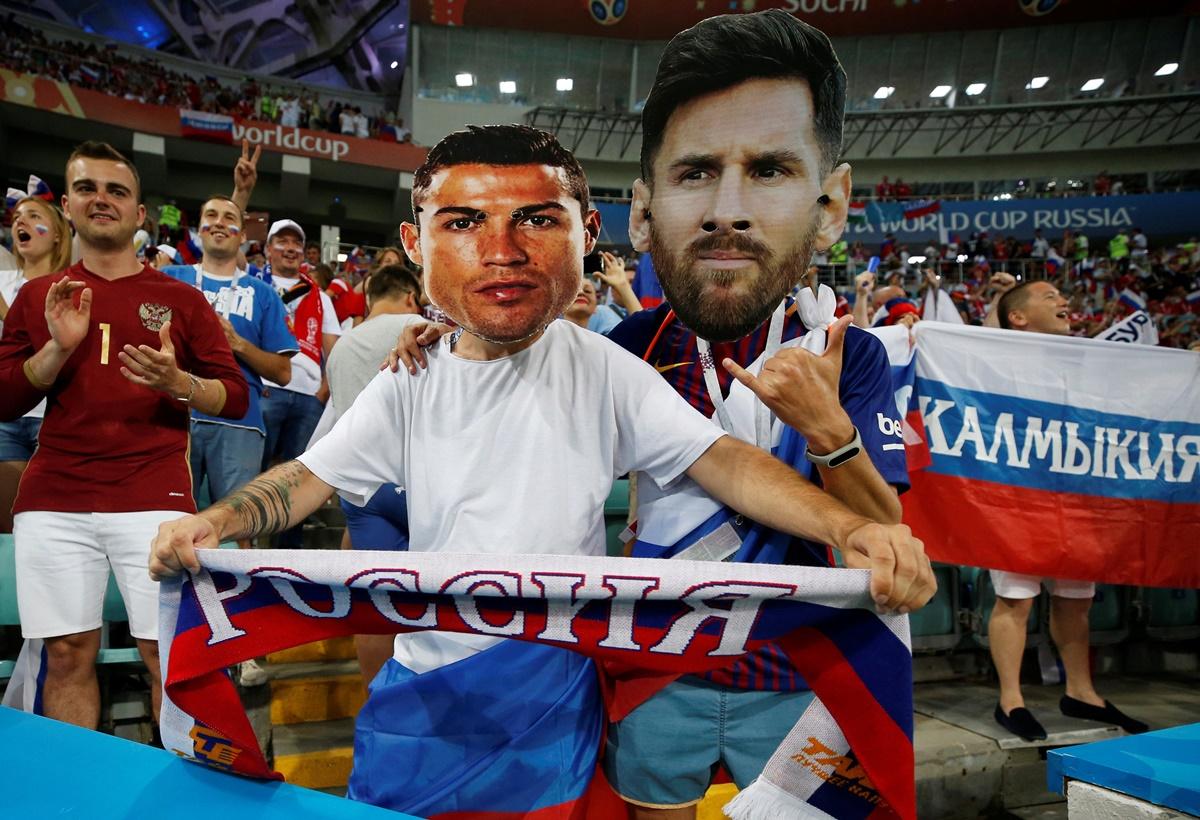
[588,0,627,25]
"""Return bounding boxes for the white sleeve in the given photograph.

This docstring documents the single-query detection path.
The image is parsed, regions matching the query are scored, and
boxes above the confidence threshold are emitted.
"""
[609,349,726,489]
[319,291,342,336]
[298,369,406,506]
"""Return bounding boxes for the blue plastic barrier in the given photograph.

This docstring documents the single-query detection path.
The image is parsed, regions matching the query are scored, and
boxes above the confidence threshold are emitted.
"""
[1047,722,1200,816]
[0,707,415,818]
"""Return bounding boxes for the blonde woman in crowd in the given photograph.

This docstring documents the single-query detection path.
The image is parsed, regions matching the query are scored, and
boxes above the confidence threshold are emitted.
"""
[0,197,73,532]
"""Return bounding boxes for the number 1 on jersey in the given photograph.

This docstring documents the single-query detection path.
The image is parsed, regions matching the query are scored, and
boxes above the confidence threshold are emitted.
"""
[99,322,111,365]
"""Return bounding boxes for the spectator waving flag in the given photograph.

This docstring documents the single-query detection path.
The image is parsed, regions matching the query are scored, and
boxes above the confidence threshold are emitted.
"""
[159,548,915,820]
[847,201,868,224]
[180,110,235,145]
[897,323,1200,588]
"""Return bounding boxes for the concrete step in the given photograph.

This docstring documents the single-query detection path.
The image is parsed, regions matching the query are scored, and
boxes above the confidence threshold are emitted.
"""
[273,718,355,790]
[270,661,366,726]
[267,636,357,665]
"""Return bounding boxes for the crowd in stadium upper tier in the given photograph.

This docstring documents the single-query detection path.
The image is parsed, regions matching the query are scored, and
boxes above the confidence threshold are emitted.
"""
[0,16,410,142]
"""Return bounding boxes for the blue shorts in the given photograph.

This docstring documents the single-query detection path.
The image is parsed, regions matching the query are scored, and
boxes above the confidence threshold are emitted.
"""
[604,676,815,808]
[0,417,41,462]
[189,421,265,504]
[341,483,409,551]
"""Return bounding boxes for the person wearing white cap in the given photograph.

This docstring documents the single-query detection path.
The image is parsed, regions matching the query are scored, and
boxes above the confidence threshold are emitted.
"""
[259,217,341,549]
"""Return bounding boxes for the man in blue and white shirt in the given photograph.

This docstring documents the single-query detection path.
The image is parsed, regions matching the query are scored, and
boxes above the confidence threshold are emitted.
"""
[164,195,297,533]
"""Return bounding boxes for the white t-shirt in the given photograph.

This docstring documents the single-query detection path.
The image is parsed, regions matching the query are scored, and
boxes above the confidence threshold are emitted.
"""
[0,269,46,419]
[298,320,725,672]
[354,113,370,139]
[263,274,342,396]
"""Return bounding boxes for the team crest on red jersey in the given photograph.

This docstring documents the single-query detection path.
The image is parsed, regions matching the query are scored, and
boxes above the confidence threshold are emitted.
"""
[139,302,173,331]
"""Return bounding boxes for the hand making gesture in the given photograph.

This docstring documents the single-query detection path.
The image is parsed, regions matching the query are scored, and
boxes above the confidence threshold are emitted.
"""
[722,314,855,453]
[233,138,262,208]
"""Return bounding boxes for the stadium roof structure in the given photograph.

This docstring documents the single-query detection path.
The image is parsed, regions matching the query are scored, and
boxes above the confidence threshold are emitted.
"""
[7,0,412,94]
[526,92,1200,162]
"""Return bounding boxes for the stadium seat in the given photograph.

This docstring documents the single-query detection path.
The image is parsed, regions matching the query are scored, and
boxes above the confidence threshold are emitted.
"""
[98,573,141,666]
[960,566,1045,649]
[0,534,17,680]
[1142,587,1200,641]
[604,479,631,557]
[0,533,17,627]
[909,563,961,652]
[98,542,239,665]
[1087,584,1130,646]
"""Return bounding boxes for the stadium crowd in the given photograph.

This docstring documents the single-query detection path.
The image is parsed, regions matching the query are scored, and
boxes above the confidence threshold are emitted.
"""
[828,229,1200,349]
[0,15,409,142]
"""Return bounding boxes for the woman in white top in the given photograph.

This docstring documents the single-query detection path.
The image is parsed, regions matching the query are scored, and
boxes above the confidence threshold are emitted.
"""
[0,197,72,532]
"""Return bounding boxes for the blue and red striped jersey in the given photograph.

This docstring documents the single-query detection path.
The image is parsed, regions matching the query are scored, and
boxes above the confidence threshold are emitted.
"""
[608,301,909,691]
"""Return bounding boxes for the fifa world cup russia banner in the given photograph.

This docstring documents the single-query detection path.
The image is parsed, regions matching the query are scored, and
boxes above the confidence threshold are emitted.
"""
[897,323,1200,588]
[160,549,914,820]
[592,193,1200,249]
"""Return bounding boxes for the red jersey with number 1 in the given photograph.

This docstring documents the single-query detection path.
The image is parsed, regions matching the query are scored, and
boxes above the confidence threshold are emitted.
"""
[0,262,248,514]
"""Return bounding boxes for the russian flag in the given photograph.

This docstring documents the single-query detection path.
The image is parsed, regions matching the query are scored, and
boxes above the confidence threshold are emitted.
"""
[80,63,102,84]
[1186,289,1200,306]
[1,639,47,714]
[633,252,664,309]
[349,641,614,819]
[1046,250,1065,277]
[900,323,1200,588]
[1118,287,1147,311]
[903,199,941,219]
[175,230,203,265]
[27,175,53,201]
[180,110,234,145]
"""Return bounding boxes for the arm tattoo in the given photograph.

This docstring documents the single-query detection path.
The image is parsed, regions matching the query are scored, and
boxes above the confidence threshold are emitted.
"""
[214,460,310,540]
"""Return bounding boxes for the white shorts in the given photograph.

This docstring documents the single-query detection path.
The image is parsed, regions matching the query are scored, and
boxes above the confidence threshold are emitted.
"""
[13,510,182,641]
[990,569,1095,601]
